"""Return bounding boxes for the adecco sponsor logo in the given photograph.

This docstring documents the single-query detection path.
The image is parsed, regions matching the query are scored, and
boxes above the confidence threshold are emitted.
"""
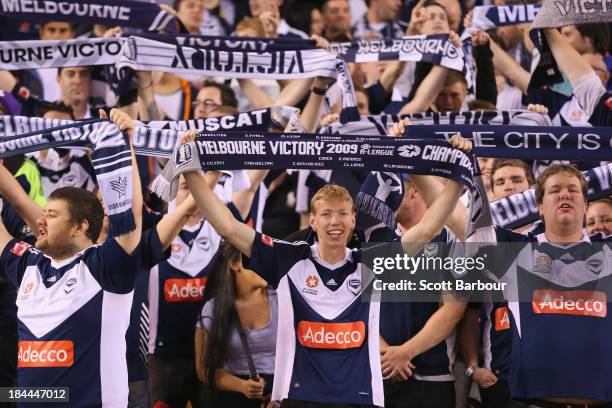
[532,289,607,317]
[18,341,74,367]
[164,278,207,302]
[495,306,510,331]
[297,321,366,349]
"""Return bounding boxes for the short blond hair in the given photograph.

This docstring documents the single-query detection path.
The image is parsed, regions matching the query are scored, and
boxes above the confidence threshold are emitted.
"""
[310,184,355,214]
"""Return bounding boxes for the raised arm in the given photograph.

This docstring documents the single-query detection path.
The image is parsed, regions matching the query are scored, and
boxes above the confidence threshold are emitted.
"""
[184,169,255,257]
[543,27,594,83]
[0,71,17,92]
[300,77,334,132]
[399,135,470,255]
[237,79,274,110]
[231,170,269,221]
[490,39,530,94]
[399,65,448,114]
[273,78,314,108]
[400,172,464,254]
[155,195,195,249]
[0,164,43,237]
[104,109,143,255]
[410,175,468,241]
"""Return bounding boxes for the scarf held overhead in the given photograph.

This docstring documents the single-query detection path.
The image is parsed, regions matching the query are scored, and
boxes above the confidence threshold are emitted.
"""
[471,4,541,31]
[528,0,612,89]
[0,119,135,236]
[0,106,298,157]
[0,37,122,70]
[149,133,477,202]
[0,0,175,31]
[117,36,361,121]
[402,123,612,160]
[329,34,464,72]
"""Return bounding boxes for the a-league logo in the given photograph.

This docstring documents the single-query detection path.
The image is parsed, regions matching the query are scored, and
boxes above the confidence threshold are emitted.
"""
[397,145,421,158]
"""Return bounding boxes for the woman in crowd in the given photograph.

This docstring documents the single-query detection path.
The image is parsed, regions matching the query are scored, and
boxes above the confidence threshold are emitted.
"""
[195,242,278,407]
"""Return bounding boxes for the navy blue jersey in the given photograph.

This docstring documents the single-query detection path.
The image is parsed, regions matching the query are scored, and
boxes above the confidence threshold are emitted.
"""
[0,238,141,407]
[0,202,35,332]
[470,300,512,380]
[148,220,221,358]
[526,87,590,127]
[35,154,97,196]
[244,232,383,406]
[372,226,460,380]
[468,226,612,401]
[148,204,241,358]
[126,226,168,382]
[352,17,408,40]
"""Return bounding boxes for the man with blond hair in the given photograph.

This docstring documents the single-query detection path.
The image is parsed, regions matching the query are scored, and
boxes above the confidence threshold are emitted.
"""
[181,131,471,407]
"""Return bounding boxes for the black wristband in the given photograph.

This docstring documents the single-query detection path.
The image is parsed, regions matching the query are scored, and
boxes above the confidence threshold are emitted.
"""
[311,87,328,96]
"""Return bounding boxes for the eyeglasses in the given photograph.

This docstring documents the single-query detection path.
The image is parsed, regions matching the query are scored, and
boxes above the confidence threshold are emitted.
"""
[192,99,221,109]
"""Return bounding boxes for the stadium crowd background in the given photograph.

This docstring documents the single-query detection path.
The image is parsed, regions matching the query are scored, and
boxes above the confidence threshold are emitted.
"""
[0,0,611,407]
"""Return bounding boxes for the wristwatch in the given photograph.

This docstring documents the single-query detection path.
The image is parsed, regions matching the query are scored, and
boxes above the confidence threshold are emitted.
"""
[465,366,479,378]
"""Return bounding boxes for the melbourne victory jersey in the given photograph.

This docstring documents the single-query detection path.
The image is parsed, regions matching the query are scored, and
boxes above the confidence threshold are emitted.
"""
[468,226,612,401]
[245,232,383,406]
[0,238,142,407]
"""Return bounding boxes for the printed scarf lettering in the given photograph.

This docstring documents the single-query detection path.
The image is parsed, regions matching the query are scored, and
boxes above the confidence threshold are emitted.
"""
[0,119,135,236]
[0,0,175,31]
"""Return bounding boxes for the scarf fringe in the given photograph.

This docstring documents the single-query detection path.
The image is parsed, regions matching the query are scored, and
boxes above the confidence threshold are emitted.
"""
[149,173,172,202]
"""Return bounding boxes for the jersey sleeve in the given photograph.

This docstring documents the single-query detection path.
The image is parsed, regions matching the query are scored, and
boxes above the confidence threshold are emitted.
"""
[243,232,310,288]
[84,238,141,294]
[226,202,244,222]
[466,225,527,279]
[0,239,38,287]
[197,299,215,330]
[139,227,170,270]
[571,72,606,118]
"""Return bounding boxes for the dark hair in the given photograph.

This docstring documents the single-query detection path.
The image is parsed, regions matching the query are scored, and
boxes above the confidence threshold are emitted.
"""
[201,80,238,108]
[285,1,318,35]
[40,21,76,31]
[202,242,243,391]
[423,0,447,11]
[490,159,535,192]
[40,101,74,119]
[173,0,188,10]
[48,187,104,243]
[576,23,610,55]
[57,66,93,76]
[3,155,25,175]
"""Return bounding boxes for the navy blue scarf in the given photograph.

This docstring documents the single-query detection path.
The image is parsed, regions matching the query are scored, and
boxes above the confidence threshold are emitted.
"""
[0,119,135,236]
[403,124,612,161]
[0,0,175,31]
[471,4,541,31]
[0,107,298,157]
[150,132,478,202]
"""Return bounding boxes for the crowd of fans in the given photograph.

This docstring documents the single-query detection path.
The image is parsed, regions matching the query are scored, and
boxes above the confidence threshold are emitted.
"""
[0,0,611,407]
